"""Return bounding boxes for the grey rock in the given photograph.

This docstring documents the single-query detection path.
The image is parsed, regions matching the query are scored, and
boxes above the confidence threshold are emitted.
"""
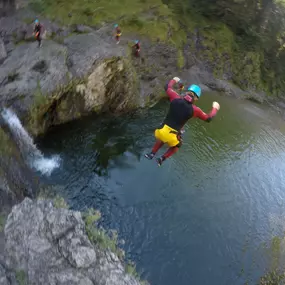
[0,40,70,116]
[0,264,9,285]
[0,261,19,285]
[3,198,142,285]
[0,128,38,213]
[64,33,125,77]
[0,38,7,63]
[70,24,94,34]
[181,65,244,97]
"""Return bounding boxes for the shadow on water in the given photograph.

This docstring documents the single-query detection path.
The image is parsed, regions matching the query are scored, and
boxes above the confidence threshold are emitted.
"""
[36,103,164,177]
[89,117,138,176]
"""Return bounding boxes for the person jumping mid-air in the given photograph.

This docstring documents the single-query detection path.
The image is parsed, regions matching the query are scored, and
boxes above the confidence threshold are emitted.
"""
[114,24,121,44]
[33,19,43,48]
[145,77,220,166]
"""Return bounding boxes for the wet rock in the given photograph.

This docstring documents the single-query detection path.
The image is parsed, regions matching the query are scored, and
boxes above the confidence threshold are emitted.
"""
[2,198,141,285]
[0,128,37,212]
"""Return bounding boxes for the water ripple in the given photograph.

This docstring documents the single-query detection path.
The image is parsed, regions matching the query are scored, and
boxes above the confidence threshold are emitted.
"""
[37,96,285,285]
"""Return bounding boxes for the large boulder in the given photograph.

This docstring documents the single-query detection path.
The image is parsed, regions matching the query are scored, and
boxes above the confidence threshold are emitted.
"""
[64,33,125,77]
[2,198,142,285]
[0,40,70,116]
[26,55,139,135]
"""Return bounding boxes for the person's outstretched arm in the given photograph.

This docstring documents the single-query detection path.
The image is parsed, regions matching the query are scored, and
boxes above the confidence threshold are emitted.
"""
[193,102,220,122]
[165,77,181,102]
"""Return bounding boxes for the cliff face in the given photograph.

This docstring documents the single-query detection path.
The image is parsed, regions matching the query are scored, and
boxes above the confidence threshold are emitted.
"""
[0,127,37,213]
[0,0,15,16]
[1,198,143,285]
[0,0,28,16]
[0,6,252,137]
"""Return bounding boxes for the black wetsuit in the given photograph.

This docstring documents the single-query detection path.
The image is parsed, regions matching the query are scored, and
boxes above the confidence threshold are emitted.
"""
[163,98,193,131]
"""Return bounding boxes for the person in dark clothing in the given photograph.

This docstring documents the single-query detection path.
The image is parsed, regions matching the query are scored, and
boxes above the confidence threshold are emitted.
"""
[133,40,140,57]
[114,24,121,44]
[33,19,43,47]
[145,77,220,166]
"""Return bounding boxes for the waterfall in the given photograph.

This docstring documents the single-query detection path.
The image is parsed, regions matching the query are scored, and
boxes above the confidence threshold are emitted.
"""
[1,108,60,176]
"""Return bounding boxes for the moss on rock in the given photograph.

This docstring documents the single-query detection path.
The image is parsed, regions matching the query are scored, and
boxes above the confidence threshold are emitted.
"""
[26,56,139,136]
[0,128,15,157]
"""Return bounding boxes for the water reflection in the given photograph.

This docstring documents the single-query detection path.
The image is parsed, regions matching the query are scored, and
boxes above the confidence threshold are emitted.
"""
[90,118,137,176]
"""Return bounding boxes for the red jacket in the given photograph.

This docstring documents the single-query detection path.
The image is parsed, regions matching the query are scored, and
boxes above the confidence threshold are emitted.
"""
[133,43,140,50]
[165,79,217,121]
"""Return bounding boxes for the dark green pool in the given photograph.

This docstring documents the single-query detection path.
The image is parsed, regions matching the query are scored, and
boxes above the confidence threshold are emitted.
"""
[38,93,285,285]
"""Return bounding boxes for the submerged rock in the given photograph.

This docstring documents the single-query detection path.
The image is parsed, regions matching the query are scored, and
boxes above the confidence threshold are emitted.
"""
[2,198,142,285]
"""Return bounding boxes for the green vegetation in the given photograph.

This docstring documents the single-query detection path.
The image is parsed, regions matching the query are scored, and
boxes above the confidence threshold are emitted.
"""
[15,270,27,285]
[83,208,146,283]
[37,195,146,282]
[83,208,125,259]
[242,235,285,284]
[259,270,285,284]
[29,0,285,96]
[52,195,68,209]
[27,77,83,135]
[23,17,35,24]
[177,49,184,69]
[125,260,142,279]
[0,128,17,157]
[167,0,285,95]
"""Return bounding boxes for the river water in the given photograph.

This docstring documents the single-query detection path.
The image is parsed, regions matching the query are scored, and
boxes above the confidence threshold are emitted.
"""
[37,93,285,285]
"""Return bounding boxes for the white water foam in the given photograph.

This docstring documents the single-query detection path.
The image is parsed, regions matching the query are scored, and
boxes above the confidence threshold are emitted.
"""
[1,108,60,176]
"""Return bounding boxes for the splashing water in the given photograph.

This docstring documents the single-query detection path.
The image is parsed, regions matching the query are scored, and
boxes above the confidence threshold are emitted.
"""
[1,108,60,176]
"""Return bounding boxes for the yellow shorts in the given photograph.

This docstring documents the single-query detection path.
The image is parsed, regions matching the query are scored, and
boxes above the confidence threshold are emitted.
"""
[154,124,181,147]
[116,33,122,37]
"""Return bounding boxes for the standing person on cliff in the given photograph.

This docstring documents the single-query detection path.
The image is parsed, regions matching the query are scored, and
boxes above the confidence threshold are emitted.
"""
[132,40,141,57]
[145,77,220,166]
[33,19,43,48]
[114,24,121,44]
